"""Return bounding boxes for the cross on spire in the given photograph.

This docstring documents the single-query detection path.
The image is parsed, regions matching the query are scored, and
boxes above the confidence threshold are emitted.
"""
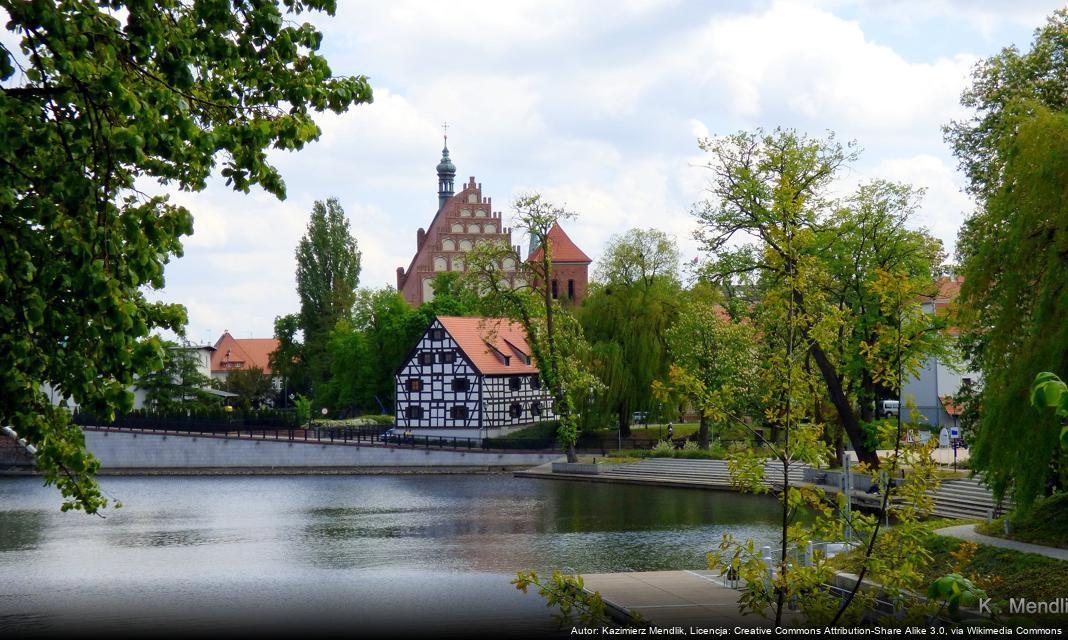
[442,121,449,142]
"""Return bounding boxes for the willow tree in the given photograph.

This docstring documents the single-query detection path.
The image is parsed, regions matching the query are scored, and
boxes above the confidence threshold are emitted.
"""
[461,194,600,462]
[0,1,371,513]
[947,11,1068,509]
[580,228,680,437]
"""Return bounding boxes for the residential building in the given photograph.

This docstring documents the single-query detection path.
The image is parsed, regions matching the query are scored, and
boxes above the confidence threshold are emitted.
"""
[210,331,280,387]
[900,275,981,429]
[395,316,556,437]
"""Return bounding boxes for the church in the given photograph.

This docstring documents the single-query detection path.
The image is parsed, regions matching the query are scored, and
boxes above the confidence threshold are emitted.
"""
[395,137,591,307]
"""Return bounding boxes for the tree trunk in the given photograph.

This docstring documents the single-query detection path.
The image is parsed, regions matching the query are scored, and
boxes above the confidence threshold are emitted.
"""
[617,409,631,438]
[698,414,710,450]
[809,341,880,468]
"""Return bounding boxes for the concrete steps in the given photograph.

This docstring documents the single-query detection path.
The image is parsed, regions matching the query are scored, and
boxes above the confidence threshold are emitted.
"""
[927,478,1012,520]
[598,458,808,488]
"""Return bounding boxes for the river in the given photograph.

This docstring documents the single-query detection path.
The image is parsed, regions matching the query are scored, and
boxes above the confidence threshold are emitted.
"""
[0,474,785,637]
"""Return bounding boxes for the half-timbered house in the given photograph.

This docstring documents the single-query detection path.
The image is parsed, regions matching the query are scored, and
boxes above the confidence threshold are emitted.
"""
[395,316,556,434]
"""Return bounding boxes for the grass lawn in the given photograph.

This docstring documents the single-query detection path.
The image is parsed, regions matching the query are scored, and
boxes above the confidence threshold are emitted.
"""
[977,492,1068,550]
[832,522,1068,626]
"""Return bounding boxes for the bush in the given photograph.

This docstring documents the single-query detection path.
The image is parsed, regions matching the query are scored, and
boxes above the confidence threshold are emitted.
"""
[650,440,675,457]
[979,492,1068,549]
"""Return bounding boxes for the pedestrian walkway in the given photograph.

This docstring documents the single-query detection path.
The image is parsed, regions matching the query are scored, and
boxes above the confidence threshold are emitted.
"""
[581,570,793,628]
[933,524,1068,562]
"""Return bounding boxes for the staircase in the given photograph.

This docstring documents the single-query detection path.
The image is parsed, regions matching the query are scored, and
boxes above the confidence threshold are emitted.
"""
[597,458,808,489]
[927,477,1013,520]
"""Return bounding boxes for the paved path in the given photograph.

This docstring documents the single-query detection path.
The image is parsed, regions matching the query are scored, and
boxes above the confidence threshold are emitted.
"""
[934,524,1068,561]
[581,570,793,628]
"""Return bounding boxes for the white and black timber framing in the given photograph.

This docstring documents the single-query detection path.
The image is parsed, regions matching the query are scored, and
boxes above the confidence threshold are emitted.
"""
[394,317,556,430]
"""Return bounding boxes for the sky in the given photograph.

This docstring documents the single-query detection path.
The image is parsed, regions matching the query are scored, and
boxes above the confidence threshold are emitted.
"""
[145,0,1063,345]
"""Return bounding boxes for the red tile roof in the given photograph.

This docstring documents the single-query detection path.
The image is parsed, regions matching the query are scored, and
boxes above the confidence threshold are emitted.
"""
[211,332,279,374]
[527,223,592,264]
[940,395,964,417]
[437,316,540,375]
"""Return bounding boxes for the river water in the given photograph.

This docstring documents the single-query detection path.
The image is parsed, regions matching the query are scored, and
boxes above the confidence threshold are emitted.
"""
[0,474,785,637]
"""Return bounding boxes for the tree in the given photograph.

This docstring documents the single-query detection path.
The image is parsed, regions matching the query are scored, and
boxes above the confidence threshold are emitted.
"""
[694,129,946,468]
[462,194,601,463]
[656,299,758,449]
[954,104,1068,507]
[581,229,680,437]
[945,11,1068,509]
[0,1,370,513]
[269,313,307,403]
[224,366,275,411]
[136,342,216,412]
[295,197,362,397]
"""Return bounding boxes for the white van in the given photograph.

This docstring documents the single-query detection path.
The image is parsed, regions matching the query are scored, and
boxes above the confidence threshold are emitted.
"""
[877,400,900,419]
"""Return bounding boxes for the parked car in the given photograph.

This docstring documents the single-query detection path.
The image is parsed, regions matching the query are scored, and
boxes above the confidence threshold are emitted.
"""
[631,411,648,424]
[877,400,900,419]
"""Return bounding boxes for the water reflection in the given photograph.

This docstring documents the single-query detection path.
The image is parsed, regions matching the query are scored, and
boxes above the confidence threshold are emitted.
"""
[0,474,787,635]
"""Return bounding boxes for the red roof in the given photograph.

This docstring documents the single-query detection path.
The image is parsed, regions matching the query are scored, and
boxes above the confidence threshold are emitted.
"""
[211,332,279,374]
[437,316,540,375]
[940,395,963,417]
[527,223,592,264]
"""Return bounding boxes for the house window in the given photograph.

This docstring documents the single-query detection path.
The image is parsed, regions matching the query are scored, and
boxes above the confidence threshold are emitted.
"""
[406,379,423,392]
[452,378,470,392]
[509,403,523,418]
[530,401,542,417]
[406,406,424,419]
[568,279,575,300]
[439,351,456,364]
[530,375,541,390]
[508,376,522,391]
[429,328,446,341]
[551,280,558,299]
[962,377,973,387]
[450,406,468,420]
[418,352,434,365]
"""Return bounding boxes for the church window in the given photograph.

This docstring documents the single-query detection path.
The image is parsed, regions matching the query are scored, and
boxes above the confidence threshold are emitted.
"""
[439,351,456,364]
[422,278,435,302]
[452,378,470,392]
[453,256,464,271]
[509,376,522,391]
[475,209,487,217]
[406,379,423,392]
[451,223,463,233]
[450,406,468,420]
[460,209,472,217]
[502,257,515,271]
[468,223,480,234]
[484,223,496,233]
[434,257,447,271]
[406,406,424,419]
[459,239,473,251]
[468,194,478,203]
[509,403,523,418]
[513,277,526,289]
[418,352,434,366]
[442,239,455,251]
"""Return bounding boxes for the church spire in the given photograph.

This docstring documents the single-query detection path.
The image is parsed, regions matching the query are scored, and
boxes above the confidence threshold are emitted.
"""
[436,122,456,209]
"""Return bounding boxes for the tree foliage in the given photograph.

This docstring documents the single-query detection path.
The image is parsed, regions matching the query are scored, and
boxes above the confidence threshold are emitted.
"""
[223,365,274,411]
[0,1,370,513]
[694,128,946,468]
[581,228,680,437]
[135,342,215,412]
[955,104,1068,507]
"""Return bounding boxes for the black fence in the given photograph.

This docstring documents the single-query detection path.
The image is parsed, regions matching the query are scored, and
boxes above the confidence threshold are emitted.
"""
[73,409,301,431]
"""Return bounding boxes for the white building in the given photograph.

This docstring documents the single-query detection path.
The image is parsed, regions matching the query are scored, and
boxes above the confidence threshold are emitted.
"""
[395,316,556,437]
[900,276,981,429]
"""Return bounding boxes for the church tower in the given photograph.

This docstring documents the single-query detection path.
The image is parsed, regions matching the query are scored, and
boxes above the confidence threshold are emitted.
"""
[436,137,456,210]
[396,136,589,308]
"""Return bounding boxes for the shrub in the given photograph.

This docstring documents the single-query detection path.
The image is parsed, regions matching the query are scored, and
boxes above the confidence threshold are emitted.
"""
[651,440,674,457]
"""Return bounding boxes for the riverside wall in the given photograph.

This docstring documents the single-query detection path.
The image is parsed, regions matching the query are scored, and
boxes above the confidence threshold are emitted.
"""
[2,429,562,474]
